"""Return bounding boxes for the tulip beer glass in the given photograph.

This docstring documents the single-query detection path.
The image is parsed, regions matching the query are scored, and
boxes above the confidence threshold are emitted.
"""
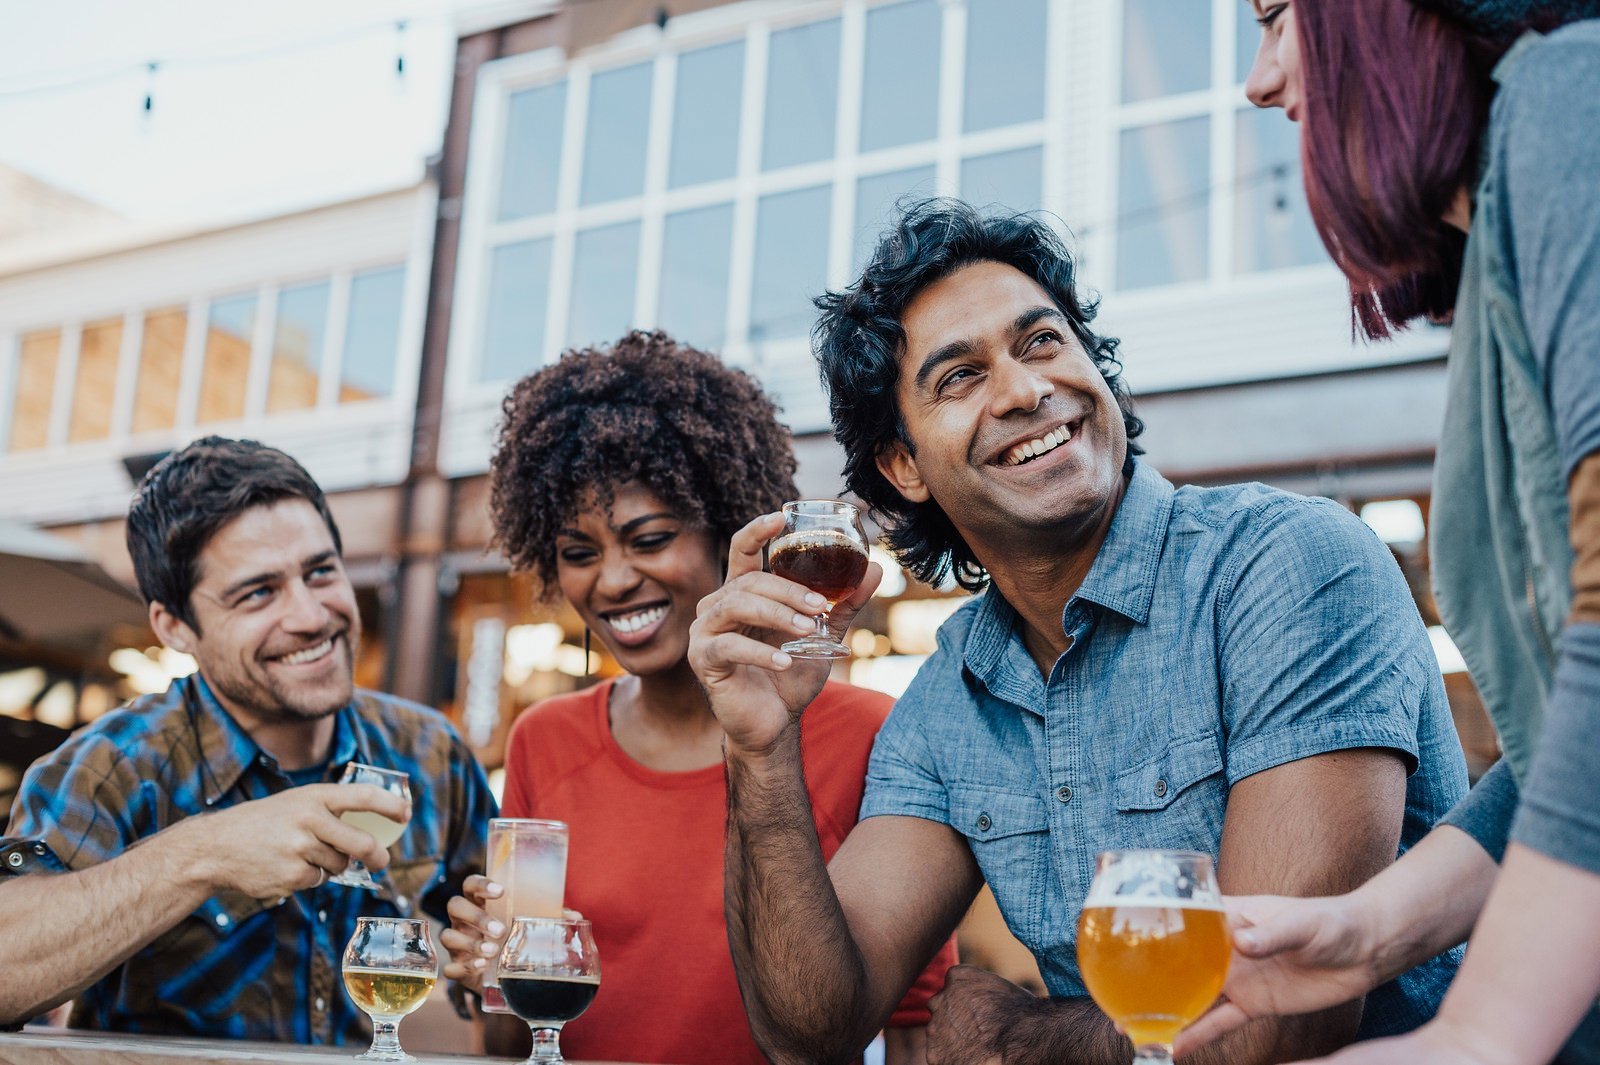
[331,763,411,889]
[1077,850,1229,1064]
[481,818,569,1013]
[767,500,870,660]
[341,916,437,1061]
[498,917,601,1065]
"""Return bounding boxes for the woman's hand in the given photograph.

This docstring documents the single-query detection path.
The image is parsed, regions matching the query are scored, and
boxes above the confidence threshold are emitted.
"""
[1177,893,1385,1055]
[1277,1020,1519,1065]
[439,875,505,994]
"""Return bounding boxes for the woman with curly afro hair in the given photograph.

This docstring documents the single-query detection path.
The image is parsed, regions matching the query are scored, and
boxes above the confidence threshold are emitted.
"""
[439,330,954,1065]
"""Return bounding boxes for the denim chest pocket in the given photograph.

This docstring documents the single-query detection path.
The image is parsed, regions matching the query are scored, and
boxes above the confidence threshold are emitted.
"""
[949,784,1051,947]
[1113,731,1226,849]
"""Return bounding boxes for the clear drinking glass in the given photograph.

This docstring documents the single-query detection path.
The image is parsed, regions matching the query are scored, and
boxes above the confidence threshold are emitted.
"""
[498,917,601,1065]
[331,763,411,889]
[1077,850,1230,1064]
[341,916,437,1062]
[481,818,569,1014]
[766,499,870,660]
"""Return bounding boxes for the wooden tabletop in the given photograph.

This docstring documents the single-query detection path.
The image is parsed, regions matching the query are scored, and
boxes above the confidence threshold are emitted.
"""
[0,1027,643,1065]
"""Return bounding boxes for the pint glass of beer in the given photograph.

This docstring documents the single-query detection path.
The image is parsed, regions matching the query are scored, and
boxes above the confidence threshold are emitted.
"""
[1077,850,1229,1064]
[766,499,870,660]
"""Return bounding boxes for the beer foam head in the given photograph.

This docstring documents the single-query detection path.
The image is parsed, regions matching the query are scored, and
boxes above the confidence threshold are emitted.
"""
[1083,849,1223,909]
[771,528,866,552]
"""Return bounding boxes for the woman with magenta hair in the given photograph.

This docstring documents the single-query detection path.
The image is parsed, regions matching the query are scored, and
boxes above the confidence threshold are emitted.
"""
[1177,2,1600,1064]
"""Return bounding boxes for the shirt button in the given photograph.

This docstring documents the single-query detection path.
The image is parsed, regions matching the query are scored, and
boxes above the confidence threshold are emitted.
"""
[6,852,22,869]
[315,997,326,1012]
[1153,779,1169,798]
[976,813,992,832]
[215,913,230,927]
[318,909,328,923]
[1056,785,1073,803]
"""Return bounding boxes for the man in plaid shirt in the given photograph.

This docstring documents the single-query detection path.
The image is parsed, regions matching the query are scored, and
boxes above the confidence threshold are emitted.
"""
[0,437,496,1043]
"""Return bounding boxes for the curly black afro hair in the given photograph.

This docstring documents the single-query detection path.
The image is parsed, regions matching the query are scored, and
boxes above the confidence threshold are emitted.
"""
[489,330,800,597]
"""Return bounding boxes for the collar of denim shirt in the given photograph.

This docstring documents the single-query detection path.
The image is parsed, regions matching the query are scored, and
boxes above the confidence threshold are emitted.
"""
[187,672,366,805]
[961,458,1176,695]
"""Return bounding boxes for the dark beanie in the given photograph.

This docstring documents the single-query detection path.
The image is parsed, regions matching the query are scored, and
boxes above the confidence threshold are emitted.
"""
[1409,0,1600,36]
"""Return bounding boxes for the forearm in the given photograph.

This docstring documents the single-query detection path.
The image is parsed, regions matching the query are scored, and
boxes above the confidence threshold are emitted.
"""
[1426,843,1600,1065]
[0,824,215,1023]
[884,1024,928,1065]
[724,730,879,1064]
[1350,823,1499,987]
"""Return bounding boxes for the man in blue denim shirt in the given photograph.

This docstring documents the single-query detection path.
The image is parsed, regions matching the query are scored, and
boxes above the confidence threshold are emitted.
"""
[689,200,1469,1065]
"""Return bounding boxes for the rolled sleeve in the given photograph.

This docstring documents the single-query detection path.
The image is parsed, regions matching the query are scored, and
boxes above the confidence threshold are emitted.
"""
[1218,500,1432,783]
[859,695,952,827]
[1512,622,1600,874]
[1440,758,1519,863]
[5,735,137,871]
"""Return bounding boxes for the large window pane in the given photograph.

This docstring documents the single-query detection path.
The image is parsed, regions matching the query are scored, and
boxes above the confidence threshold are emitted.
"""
[854,165,936,273]
[1117,117,1210,289]
[499,81,567,221]
[131,308,187,434]
[581,63,652,206]
[569,222,640,349]
[341,266,405,402]
[1234,108,1324,273]
[197,294,255,424]
[68,318,122,443]
[670,41,744,189]
[763,19,840,171]
[1122,0,1211,102]
[659,204,734,350]
[861,0,940,152]
[8,329,60,452]
[750,184,831,343]
[268,280,330,413]
[965,0,1047,132]
[481,239,553,383]
[1236,5,1262,84]
[961,146,1045,216]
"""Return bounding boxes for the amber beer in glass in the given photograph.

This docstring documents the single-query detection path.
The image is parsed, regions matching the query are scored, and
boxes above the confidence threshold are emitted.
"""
[767,500,870,660]
[1077,850,1229,1064]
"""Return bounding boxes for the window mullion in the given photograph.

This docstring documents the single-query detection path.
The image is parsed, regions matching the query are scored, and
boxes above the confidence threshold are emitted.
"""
[828,2,865,293]
[176,296,208,430]
[723,22,769,367]
[318,273,351,409]
[108,309,142,441]
[546,65,591,361]
[935,0,965,197]
[245,283,278,418]
[636,53,676,330]
[48,323,81,450]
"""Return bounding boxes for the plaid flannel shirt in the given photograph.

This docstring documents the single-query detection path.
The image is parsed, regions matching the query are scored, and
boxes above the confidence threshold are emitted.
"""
[2,674,495,1043]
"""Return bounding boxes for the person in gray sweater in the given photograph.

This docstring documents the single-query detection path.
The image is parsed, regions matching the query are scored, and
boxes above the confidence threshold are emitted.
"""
[1180,2,1600,1064]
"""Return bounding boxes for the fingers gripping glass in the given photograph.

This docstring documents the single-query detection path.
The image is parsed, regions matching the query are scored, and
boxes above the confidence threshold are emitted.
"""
[342,916,437,1061]
[1078,850,1230,1065]
[332,762,411,889]
[498,917,601,1065]
[766,500,870,660]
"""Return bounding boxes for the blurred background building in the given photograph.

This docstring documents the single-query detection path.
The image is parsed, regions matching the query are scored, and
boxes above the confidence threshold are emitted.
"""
[0,0,1495,1001]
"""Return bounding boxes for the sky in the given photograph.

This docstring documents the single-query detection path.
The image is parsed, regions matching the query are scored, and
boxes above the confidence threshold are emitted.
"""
[0,0,488,226]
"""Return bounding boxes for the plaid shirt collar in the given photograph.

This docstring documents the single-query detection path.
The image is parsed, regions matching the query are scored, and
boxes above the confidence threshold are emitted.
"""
[186,674,368,805]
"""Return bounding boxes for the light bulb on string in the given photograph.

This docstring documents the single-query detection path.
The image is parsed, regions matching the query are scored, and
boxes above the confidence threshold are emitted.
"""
[141,60,159,123]
[394,21,408,82]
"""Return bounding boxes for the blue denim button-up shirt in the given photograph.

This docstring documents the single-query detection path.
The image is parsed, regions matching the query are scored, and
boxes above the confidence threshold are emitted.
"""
[861,460,1469,1037]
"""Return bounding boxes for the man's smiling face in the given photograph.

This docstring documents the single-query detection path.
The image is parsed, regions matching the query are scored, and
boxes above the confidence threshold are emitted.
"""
[876,259,1129,559]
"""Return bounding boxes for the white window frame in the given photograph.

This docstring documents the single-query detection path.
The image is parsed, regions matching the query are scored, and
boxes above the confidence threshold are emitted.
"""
[448,0,1067,461]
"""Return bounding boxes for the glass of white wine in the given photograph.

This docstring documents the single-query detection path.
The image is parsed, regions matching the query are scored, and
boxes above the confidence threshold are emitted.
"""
[342,916,437,1061]
[331,762,410,889]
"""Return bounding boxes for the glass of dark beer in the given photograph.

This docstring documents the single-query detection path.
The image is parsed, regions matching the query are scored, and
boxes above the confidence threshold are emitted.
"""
[498,917,601,1064]
[767,499,870,660]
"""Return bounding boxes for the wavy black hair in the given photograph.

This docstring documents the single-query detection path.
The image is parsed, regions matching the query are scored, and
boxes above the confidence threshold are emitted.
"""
[813,198,1142,592]
[489,330,799,597]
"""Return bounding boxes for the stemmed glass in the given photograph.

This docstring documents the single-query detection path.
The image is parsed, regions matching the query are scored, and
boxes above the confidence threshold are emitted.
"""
[331,762,410,889]
[766,499,870,660]
[341,916,437,1062]
[1077,850,1230,1065]
[497,917,601,1064]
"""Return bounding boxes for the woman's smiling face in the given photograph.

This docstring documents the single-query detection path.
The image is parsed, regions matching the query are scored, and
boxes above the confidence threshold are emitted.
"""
[554,481,724,677]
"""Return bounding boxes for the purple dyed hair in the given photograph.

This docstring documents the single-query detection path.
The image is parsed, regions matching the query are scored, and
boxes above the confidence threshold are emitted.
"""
[1293,0,1501,339]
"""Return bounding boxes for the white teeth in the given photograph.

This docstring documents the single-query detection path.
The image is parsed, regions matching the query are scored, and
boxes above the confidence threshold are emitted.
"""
[1003,424,1074,466]
[607,605,667,635]
[279,639,333,665]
